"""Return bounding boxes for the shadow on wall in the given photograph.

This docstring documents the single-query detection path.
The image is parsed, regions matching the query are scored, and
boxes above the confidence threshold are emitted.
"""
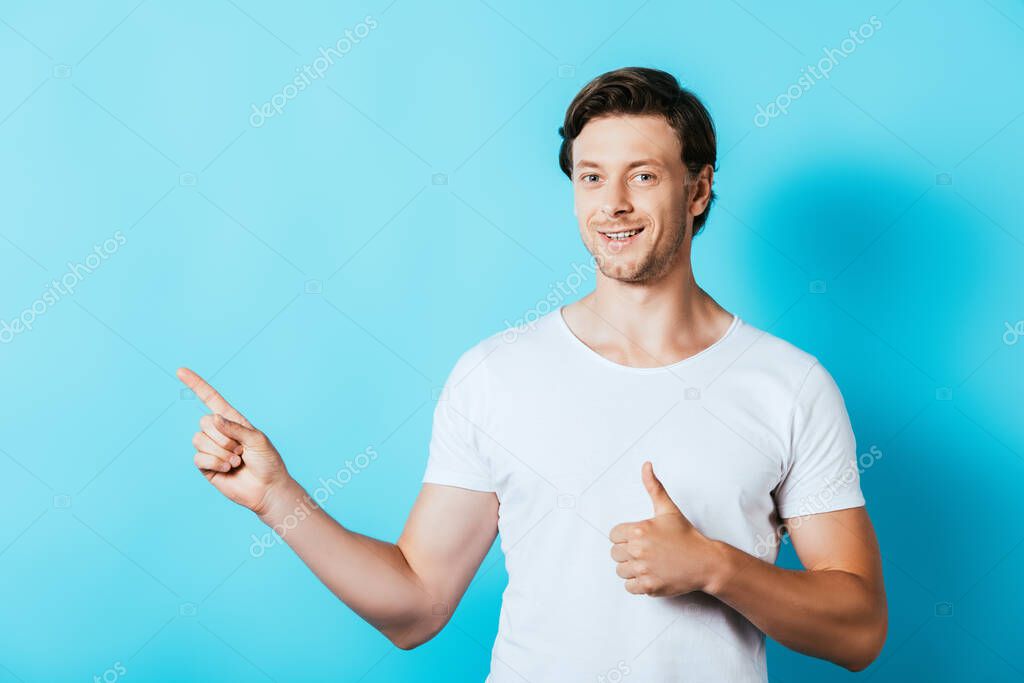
[744,161,1024,680]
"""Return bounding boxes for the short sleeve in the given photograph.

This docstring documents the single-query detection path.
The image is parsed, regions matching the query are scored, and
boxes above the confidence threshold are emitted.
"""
[421,346,496,492]
[774,360,865,519]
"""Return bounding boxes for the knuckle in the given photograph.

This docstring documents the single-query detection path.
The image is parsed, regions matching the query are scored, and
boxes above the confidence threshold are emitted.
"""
[213,431,234,447]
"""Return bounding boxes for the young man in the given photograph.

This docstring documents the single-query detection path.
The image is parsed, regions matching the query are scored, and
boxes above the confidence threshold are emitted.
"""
[179,67,887,681]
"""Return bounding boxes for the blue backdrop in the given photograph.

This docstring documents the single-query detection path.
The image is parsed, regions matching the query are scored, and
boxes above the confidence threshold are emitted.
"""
[2,1,1022,681]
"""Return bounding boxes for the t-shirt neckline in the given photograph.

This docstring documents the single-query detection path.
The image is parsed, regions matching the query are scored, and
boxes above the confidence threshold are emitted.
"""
[554,305,742,373]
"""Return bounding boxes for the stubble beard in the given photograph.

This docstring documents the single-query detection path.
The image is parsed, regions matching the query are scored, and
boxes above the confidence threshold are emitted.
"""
[591,218,688,284]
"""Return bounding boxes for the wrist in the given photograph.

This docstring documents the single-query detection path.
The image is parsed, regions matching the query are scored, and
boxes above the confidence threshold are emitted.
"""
[701,539,737,597]
[255,477,311,526]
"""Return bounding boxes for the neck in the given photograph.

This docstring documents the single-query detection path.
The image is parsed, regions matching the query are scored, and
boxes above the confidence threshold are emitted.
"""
[564,245,733,368]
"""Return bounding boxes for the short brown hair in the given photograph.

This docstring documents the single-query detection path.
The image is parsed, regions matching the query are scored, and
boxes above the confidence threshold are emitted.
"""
[558,67,718,235]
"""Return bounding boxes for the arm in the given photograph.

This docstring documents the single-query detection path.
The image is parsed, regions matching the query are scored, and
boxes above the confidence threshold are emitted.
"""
[258,480,497,649]
[705,506,887,671]
[609,462,887,672]
[177,367,498,650]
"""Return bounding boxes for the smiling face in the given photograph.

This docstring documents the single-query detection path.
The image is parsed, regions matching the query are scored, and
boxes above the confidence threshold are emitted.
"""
[571,114,705,283]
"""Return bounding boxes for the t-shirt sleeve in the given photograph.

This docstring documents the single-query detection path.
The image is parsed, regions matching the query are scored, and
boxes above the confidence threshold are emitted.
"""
[421,346,496,493]
[774,360,865,519]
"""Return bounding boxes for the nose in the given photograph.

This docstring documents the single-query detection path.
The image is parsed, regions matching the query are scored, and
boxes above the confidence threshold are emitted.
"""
[601,182,632,218]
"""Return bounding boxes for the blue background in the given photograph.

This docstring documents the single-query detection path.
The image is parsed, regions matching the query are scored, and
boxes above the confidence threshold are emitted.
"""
[2,1,1023,681]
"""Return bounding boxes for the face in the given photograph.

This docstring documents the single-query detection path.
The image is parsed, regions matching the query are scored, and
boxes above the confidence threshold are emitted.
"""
[571,114,708,283]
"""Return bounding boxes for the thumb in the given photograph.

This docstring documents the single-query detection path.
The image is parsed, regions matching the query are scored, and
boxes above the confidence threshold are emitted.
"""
[642,460,680,516]
[214,413,263,447]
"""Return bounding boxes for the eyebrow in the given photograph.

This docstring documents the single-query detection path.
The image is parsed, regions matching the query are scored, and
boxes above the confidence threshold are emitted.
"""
[574,158,663,171]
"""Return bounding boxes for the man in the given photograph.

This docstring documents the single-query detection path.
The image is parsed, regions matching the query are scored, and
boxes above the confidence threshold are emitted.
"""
[179,67,887,681]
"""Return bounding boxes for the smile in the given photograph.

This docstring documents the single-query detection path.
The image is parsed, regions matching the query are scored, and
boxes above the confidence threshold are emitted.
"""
[598,226,645,243]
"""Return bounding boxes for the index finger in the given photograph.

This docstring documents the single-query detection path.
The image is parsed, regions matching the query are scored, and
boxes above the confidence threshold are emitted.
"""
[609,522,634,544]
[177,367,252,427]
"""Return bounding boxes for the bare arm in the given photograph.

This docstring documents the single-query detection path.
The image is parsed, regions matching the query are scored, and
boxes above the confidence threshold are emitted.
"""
[258,480,497,648]
[610,462,887,672]
[177,367,498,649]
[705,506,888,671]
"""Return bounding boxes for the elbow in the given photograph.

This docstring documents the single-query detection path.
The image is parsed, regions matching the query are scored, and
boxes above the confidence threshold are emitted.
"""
[389,634,426,651]
[383,610,450,651]
[387,623,443,651]
[383,623,435,651]
[842,656,872,673]
[841,613,888,672]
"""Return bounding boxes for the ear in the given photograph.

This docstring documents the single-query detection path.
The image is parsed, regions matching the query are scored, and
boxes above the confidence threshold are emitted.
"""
[688,164,714,217]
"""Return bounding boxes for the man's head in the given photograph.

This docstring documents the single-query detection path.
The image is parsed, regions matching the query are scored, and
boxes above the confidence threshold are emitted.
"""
[558,67,717,283]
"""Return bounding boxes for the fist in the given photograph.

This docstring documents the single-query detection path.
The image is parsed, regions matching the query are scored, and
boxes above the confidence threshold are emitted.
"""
[608,461,719,597]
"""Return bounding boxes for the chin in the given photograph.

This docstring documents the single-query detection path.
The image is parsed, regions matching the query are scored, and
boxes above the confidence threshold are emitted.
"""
[597,260,647,283]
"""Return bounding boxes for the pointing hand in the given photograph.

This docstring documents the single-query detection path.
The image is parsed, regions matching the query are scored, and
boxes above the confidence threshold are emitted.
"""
[177,367,291,515]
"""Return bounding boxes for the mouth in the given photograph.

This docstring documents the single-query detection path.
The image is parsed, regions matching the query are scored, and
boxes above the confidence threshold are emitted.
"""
[597,226,645,246]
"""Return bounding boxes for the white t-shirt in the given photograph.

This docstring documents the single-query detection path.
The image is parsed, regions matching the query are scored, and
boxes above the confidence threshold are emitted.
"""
[422,307,865,682]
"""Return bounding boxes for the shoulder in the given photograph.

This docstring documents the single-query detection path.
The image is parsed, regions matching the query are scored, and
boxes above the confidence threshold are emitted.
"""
[442,309,565,387]
[724,317,823,387]
[709,317,852,424]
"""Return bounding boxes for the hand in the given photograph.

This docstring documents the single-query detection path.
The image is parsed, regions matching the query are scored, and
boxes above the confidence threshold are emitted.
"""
[608,461,721,597]
[177,367,292,515]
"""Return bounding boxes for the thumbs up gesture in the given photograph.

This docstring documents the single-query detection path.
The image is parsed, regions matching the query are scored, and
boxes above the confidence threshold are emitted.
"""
[608,461,721,597]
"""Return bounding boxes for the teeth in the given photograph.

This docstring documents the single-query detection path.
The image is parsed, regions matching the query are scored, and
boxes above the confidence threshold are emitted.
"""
[606,229,641,240]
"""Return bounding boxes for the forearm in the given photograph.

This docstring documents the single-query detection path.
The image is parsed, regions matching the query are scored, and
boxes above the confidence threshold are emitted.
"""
[705,541,886,671]
[258,479,444,648]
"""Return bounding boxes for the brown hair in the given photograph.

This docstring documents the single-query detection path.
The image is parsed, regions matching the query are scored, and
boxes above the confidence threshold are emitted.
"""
[558,67,718,235]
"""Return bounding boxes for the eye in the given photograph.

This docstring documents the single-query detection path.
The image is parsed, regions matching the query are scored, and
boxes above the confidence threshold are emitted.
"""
[580,173,601,184]
[633,172,656,184]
